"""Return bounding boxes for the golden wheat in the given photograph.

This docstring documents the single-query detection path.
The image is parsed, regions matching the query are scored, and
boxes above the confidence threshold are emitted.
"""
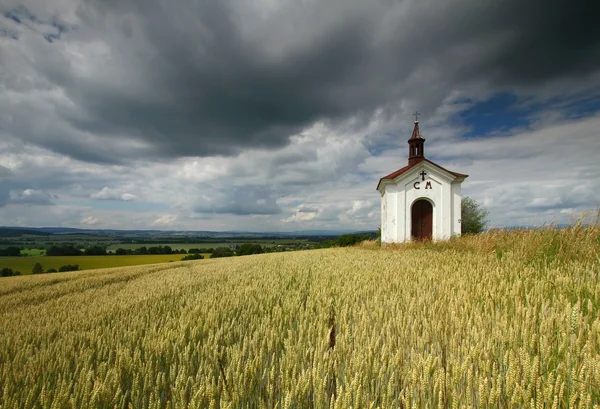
[1,226,599,408]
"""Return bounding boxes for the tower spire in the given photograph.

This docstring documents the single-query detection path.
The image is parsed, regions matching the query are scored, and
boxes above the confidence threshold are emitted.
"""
[408,114,425,166]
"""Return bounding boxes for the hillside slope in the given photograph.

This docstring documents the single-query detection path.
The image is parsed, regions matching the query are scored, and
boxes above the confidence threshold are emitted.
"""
[1,226,599,408]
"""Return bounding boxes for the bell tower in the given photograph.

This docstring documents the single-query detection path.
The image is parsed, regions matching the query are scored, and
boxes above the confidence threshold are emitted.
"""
[408,112,425,166]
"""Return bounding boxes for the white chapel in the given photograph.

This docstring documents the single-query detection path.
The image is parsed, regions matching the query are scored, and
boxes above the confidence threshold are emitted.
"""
[376,117,468,244]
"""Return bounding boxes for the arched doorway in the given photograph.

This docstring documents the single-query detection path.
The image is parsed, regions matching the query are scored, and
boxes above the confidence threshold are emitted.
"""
[411,199,433,240]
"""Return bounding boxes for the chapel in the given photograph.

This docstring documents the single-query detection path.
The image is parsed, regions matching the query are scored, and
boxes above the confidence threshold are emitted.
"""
[376,116,468,244]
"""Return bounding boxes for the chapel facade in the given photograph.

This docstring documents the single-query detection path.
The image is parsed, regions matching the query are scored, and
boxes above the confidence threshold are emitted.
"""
[376,118,468,244]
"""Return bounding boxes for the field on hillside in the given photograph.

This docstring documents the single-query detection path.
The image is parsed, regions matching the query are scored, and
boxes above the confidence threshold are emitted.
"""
[0,254,204,274]
[1,226,599,408]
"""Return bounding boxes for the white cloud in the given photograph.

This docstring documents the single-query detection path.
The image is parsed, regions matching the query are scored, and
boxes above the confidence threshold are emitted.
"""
[91,187,136,201]
[151,215,177,227]
[80,216,99,225]
[1,108,599,231]
[120,193,136,202]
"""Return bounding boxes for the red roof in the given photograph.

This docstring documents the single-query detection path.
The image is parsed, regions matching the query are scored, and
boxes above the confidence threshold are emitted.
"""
[376,158,468,190]
[408,121,424,141]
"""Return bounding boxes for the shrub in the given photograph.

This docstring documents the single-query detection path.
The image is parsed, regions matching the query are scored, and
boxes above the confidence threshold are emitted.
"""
[461,196,489,234]
[237,243,264,256]
[84,246,107,256]
[46,246,82,256]
[32,262,44,274]
[0,247,21,257]
[181,253,204,261]
[58,264,79,272]
[211,247,234,258]
[1,267,20,277]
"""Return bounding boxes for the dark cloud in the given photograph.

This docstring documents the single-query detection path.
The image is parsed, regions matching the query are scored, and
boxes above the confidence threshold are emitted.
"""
[0,165,12,177]
[483,0,600,84]
[1,0,598,162]
[9,189,55,205]
[298,206,319,213]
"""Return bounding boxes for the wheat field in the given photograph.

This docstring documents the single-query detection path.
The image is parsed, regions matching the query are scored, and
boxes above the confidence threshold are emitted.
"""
[1,225,599,408]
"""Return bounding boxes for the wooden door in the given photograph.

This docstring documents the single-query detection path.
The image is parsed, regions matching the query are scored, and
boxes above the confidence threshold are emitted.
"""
[411,200,433,240]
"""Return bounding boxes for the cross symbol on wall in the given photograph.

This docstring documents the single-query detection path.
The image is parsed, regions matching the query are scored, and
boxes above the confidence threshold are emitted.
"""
[420,170,427,181]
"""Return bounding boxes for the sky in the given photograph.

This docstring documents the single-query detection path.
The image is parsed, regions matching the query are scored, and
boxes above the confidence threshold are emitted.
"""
[1,0,599,232]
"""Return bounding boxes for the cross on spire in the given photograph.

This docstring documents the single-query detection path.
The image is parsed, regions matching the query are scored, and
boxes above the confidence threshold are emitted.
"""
[413,111,420,122]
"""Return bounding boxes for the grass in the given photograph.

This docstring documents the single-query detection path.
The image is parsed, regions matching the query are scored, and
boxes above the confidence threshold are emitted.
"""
[0,254,207,274]
[1,224,599,408]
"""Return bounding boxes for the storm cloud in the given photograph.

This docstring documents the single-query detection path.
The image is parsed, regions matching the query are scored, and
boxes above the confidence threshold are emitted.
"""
[1,0,599,162]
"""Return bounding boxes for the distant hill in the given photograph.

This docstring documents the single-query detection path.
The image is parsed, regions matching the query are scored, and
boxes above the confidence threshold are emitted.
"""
[0,228,53,237]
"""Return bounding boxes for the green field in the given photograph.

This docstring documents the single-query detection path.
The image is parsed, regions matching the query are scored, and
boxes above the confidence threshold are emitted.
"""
[0,254,210,274]
[19,249,45,256]
[1,226,599,408]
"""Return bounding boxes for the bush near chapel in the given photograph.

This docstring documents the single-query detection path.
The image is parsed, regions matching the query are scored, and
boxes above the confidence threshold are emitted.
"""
[461,196,489,234]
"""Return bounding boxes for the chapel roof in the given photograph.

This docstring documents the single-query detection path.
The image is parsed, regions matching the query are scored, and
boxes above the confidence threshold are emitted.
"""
[376,157,468,191]
[408,121,424,141]
[377,119,468,191]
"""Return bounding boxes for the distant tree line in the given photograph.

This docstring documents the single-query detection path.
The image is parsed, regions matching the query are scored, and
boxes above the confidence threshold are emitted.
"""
[31,262,79,274]
[0,247,21,257]
[113,246,187,255]
[46,245,85,256]
[45,245,196,256]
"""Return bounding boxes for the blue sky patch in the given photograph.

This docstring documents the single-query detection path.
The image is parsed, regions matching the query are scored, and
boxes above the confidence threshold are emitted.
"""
[458,92,600,139]
[458,93,531,139]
